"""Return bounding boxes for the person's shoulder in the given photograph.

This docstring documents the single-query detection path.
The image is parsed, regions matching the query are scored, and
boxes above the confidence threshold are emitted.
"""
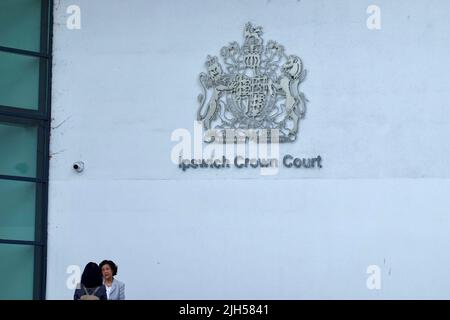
[73,284,83,300]
[114,279,125,287]
[96,285,107,300]
[74,283,82,294]
[93,284,106,293]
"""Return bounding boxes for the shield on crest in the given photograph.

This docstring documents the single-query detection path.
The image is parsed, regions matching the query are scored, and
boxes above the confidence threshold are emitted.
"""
[231,74,270,118]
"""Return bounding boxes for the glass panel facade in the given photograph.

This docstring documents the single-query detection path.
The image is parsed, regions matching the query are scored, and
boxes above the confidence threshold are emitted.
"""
[0,244,34,300]
[0,180,36,241]
[0,51,40,110]
[0,0,42,52]
[0,122,37,178]
[0,0,51,300]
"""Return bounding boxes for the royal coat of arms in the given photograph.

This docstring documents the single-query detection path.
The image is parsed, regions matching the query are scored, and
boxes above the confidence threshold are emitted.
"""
[197,22,308,143]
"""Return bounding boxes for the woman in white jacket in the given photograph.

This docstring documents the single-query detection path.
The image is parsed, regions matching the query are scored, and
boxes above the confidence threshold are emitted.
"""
[100,260,125,300]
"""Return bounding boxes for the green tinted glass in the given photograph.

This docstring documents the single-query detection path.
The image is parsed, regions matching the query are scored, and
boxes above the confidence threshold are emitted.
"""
[0,122,37,177]
[0,244,34,300]
[0,51,40,110]
[0,180,36,241]
[0,0,42,52]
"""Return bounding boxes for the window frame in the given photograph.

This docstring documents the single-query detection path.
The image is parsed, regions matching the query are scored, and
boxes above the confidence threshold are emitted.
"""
[0,0,53,300]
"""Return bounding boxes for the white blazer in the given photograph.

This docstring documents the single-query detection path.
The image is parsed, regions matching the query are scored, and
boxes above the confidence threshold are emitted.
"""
[106,279,125,300]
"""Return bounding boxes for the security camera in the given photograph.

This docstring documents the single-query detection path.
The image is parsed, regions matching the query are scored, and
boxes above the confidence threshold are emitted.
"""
[73,161,85,173]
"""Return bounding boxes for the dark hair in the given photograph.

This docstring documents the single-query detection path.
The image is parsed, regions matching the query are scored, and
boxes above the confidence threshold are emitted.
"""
[81,262,103,288]
[99,260,118,276]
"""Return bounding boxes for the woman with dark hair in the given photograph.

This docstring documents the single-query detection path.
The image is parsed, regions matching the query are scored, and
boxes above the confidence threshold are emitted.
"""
[74,262,107,300]
[99,260,125,300]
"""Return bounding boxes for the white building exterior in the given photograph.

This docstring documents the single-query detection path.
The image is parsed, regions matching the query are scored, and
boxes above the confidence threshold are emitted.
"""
[47,0,450,299]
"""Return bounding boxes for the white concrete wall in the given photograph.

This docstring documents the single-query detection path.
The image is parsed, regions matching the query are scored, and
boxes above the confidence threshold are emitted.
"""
[48,0,450,299]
